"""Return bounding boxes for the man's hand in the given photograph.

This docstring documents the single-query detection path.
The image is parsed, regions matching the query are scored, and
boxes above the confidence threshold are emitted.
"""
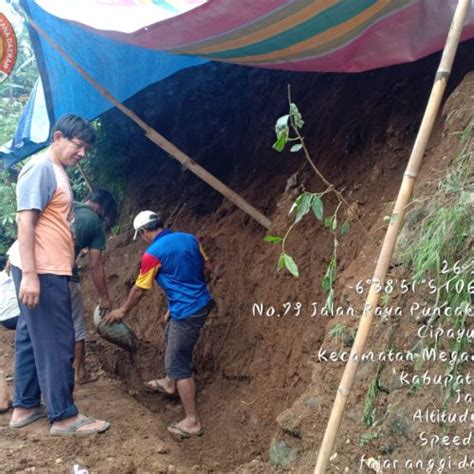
[103,307,126,325]
[5,260,11,276]
[99,296,112,311]
[19,273,40,308]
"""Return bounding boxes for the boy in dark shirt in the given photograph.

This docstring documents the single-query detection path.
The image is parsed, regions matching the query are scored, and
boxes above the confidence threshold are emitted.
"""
[71,188,117,384]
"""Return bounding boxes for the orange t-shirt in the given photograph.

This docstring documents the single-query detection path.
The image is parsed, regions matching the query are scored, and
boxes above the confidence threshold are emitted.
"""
[11,153,74,276]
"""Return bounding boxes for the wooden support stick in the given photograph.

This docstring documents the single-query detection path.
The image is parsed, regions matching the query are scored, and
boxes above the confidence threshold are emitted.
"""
[77,162,93,193]
[25,16,271,230]
[314,0,472,472]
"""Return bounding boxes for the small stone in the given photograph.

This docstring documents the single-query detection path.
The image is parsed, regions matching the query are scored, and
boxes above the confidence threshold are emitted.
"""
[330,453,338,461]
[168,465,176,472]
[269,438,297,469]
[304,396,320,410]
[155,443,169,455]
[55,458,63,464]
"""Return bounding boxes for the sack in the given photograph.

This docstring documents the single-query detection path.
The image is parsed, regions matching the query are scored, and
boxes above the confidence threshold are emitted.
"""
[93,306,138,353]
[0,271,20,322]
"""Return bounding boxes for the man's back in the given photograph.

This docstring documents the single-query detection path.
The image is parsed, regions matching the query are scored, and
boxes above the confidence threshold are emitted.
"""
[136,230,211,319]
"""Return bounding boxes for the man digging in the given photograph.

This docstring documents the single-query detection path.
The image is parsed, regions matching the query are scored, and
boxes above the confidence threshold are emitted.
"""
[104,211,213,440]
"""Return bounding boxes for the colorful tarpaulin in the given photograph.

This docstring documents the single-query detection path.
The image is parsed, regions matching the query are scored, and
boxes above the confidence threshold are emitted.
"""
[2,0,474,164]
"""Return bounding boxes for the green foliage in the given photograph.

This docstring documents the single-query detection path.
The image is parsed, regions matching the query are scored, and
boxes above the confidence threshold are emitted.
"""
[328,322,354,353]
[363,374,380,427]
[340,219,350,237]
[278,253,299,278]
[0,170,18,267]
[266,91,352,311]
[400,113,473,405]
[66,119,128,205]
[359,431,380,449]
[0,14,39,145]
[329,323,347,340]
[264,235,283,244]
[271,103,305,153]
[311,195,324,221]
[272,115,290,152]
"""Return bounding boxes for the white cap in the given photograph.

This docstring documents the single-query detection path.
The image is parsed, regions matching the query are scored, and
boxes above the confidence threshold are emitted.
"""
[133,210,160,240]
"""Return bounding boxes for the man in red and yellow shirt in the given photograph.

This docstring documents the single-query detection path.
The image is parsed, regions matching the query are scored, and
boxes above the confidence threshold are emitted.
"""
[105,211,213,439]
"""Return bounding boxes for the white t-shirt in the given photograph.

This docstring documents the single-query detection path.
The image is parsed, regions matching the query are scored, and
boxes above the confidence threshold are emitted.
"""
[0,270,20,322]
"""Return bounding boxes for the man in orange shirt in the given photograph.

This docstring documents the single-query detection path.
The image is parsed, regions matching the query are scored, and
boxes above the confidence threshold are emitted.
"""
[8,115,110,436]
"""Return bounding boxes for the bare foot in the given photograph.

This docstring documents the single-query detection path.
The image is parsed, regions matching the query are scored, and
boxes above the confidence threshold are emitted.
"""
[10,406,46,428]
[167,418,203,440]
[145,377,176,396]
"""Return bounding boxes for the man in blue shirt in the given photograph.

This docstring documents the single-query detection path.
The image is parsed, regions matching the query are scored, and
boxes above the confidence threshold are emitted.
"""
[105,211,213,439]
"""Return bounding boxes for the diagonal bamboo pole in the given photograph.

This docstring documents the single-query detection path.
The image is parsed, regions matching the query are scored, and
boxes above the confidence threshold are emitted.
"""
[314,0,472,472]
[23,15,272,230]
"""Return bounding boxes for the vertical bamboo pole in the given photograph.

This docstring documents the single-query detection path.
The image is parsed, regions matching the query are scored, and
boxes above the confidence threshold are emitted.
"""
[24,15,272,230]
[314,1,472,472]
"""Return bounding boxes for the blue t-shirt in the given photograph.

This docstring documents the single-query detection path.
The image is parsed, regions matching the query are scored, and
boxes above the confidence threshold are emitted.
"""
[135,229,211,320]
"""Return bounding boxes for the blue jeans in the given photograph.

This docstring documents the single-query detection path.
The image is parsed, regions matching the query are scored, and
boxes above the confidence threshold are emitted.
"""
[11,266,78,423]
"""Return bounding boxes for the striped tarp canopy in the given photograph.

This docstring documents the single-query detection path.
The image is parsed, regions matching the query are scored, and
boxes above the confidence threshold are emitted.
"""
[2,0,474,165]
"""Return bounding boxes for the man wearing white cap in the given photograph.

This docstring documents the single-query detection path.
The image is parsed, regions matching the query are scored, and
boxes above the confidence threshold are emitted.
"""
[104,211,213,439]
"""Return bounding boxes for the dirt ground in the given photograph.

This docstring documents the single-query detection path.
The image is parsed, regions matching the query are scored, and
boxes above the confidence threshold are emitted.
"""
[0,43,473,473]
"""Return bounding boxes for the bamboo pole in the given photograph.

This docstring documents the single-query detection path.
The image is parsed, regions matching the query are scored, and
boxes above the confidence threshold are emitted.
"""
[24,16,272,230]
[314,1,472,472]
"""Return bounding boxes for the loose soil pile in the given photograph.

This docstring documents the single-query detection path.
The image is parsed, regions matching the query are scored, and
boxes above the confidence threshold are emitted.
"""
[0,40,473,473]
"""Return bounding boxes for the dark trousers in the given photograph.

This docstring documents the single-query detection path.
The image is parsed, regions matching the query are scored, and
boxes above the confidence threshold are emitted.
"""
[11,266,78,423]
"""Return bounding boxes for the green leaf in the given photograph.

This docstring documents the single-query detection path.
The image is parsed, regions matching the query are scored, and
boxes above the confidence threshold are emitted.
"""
[293,192,312,223]
[322,258,336,294]
[272,130,288,152]
[324,216,335,230]
[275,114,290,133]
[311,195,324,220]
[278,253,286,271]
[340,220,350,237]
[264,235,283,244]
[322,275,332,293]
[290,143,303,153]
[323,288,335,313]
[282,253,299,277]
[289,103,304,129]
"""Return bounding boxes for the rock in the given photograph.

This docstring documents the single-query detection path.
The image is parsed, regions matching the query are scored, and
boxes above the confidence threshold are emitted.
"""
[304,396,320,410]
[269,438,297,469]
[155,443,169,455]
[276,409,302,438]
[378,366,405,393]
[387,409,413,439]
